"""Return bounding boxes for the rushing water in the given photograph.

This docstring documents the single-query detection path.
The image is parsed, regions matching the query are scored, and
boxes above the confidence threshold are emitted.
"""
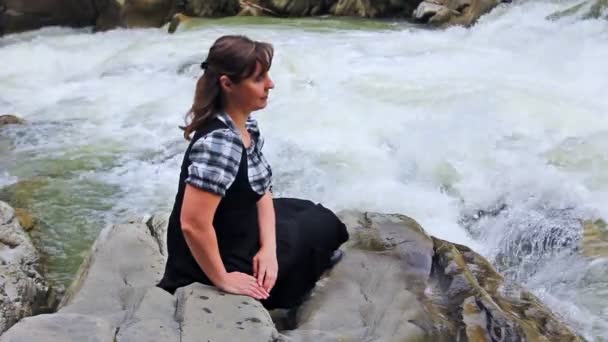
[1,1,607,339]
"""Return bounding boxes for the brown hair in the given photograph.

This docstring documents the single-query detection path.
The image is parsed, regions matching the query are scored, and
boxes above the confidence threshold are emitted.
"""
[181,35,274,140]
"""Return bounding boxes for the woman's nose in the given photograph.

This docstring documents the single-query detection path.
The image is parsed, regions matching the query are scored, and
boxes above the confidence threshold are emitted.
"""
[266,75,275,89]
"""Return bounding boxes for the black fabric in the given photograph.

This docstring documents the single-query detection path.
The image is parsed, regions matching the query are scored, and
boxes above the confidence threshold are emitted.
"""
[158,117,349,309]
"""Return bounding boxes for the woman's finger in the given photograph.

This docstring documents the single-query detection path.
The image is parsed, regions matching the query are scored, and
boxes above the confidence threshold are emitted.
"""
[253,257,259,278]
[246,287,261,300]
[254,281,270,298]
[263,272,276,292]
[250,284,267,299]
[257,266,266,286]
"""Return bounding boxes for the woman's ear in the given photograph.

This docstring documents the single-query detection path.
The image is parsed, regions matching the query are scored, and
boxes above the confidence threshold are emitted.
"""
[219,75,232,93]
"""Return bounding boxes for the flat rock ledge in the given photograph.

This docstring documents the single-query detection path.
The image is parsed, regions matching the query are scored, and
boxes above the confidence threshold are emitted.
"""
[0,209,581,341]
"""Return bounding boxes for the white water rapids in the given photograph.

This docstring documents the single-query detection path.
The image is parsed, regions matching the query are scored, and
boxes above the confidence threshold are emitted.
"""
[1,0,607,339]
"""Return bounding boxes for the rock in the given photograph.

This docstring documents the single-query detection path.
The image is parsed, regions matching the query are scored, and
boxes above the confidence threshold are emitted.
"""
[177,283,282,342]
[429,237,581,341]
[286,211,434,341]
[412,0,501,27]
[547,0,608,21]
[145,211,169,258]
[582,219,608,258]
[0,0,175,34]
[0,313,115,342]
[1,211,580,341]
[0,0,99,35]
[2,212,286,341]
[122,0,175,27]
[166,12,192,33]
[241,0,420,18]
[92,0,123,31]
[0,201,57,334]
[95,0,177,31]
[0,115,24,127]
[13,208,36,231]
[57,220,166,316]
[287,211,581,341]
[245,0,331,17]
[183,0,241,17]
[329,0,418,18]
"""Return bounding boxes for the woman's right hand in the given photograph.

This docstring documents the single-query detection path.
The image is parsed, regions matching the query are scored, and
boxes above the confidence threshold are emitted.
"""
[218,272,270,300]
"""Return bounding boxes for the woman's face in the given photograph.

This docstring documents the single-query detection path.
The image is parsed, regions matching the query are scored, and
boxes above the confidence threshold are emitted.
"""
[226,62,275,113]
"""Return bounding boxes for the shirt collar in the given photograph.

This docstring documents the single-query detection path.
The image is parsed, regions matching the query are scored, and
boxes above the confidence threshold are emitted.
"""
[216,111,260,145]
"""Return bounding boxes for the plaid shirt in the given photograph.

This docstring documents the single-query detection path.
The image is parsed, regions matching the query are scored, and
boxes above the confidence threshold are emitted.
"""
[185,112,272,196]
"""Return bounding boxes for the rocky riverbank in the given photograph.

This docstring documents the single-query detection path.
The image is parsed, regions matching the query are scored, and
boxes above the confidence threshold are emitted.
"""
[0,200,581,341]
[0,0,508,36]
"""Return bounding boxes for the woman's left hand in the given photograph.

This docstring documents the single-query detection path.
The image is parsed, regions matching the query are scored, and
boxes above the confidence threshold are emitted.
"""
[253,246,278,293]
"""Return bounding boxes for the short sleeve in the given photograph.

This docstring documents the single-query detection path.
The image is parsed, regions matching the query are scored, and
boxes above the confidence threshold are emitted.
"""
[185,129,243,196]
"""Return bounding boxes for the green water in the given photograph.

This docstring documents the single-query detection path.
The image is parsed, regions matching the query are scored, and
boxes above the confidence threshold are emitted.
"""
[166,15,414,32]
[0,136,124,287]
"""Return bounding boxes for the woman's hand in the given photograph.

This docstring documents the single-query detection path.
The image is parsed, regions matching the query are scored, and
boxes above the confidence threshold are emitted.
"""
[217,272,269,300]
[253,246,278,293]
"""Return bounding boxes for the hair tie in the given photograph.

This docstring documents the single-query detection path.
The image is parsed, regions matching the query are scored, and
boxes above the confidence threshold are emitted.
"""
[200,61,209,70]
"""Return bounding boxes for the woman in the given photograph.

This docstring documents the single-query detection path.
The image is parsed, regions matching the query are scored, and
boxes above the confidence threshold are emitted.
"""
[158,35,349,310]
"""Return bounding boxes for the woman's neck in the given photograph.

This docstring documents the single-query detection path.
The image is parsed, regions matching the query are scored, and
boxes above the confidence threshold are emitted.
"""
[223,105,249,131]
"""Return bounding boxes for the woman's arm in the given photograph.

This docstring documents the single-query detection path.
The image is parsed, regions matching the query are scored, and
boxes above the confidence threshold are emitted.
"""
[254,190,278,292]
[180,184,226,285]
[181,184,269,299]
[256,190,276,251]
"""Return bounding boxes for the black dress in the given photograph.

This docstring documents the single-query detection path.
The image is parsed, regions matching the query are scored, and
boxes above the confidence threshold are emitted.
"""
[158,115,349,310]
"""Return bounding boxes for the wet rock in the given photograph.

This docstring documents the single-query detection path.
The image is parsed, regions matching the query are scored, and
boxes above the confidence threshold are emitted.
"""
[13,208,36,231]
[0,115,24,127]
[0,201,58,334]
[166,12,191,33]
[413,0,501,27]
[95,0,177,31]
[582,219,608,258]
[547,0,608,21]
[0,0,99,35]
[183,0,240,17]
[430,237,581,341]
[248,0,331,17]
[330,0,421,17]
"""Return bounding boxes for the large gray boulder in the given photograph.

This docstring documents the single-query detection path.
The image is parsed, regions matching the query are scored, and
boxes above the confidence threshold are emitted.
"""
[1,210,581,341]
[287,211,582,341]
[0,201,57,334]
[286,212,433,341]
[1,212,285,341]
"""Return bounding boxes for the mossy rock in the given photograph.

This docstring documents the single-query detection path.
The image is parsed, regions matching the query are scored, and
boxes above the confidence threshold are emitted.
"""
[430,237,582,341]
[0,114,25,126]
[14,208,37,231]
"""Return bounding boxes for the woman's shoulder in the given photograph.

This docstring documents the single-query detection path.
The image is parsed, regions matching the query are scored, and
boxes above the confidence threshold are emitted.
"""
[191,126,241,154]
[192,116,231,140]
